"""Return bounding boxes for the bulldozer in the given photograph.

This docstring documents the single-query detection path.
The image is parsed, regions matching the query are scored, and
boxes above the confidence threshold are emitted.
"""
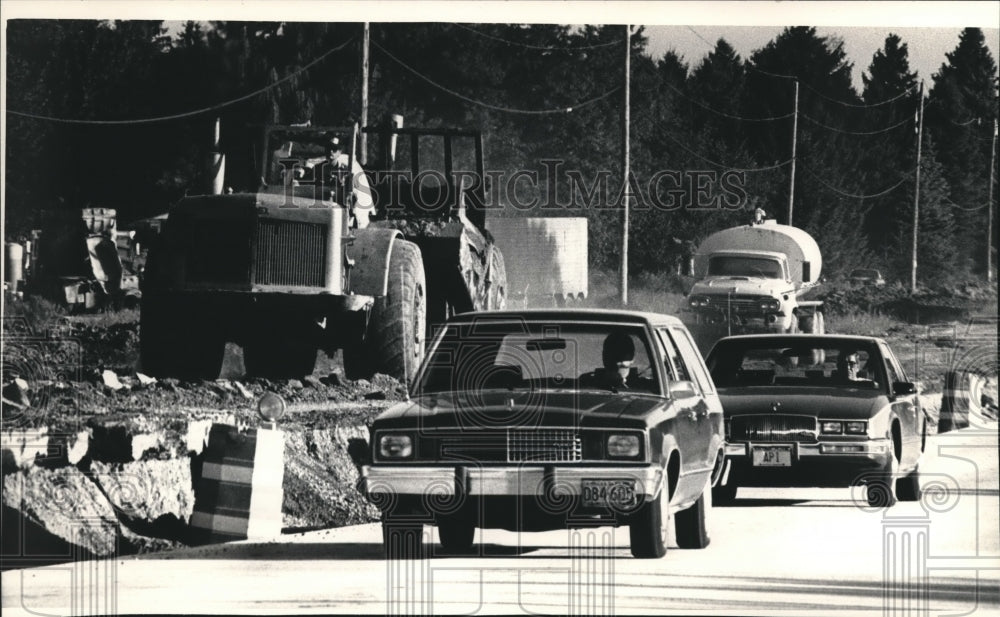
[139,119,506,382]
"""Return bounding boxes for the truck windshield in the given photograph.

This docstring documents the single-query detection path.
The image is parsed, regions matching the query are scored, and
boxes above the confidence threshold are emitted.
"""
[708,256,783,279]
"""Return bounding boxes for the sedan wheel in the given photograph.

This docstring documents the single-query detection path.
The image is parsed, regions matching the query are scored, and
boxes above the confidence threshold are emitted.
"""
[629,484,669,558]
[712,480,738,506]
[675,485,711,549]
[896,467,921,502]
[866,446,899,509]
[438,517,476,554]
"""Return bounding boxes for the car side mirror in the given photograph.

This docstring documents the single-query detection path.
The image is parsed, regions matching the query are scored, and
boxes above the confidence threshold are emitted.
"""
[668,380,698,400]
[892,381,917,396]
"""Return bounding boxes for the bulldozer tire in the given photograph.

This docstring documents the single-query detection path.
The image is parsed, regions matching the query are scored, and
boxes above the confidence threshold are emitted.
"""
[140,294,224,380]
[345,240,426,383]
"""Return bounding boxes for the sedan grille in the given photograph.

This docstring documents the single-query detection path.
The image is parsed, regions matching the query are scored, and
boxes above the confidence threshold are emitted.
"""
[730,415,817,442]
[253,219,326,286]
[433,429,582,463]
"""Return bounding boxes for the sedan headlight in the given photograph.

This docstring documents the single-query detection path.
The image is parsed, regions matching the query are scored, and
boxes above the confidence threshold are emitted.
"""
[845,421,867,434]
[379,434,413,458]
[688,295,710,308]
[607,434,641,458]
[760,298,781,312]
[820,421,843,434]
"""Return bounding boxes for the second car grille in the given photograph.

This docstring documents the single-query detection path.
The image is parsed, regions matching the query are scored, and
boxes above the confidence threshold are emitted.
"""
[253,219,326,286]
[730,415,817,442]
[434,429,583,463]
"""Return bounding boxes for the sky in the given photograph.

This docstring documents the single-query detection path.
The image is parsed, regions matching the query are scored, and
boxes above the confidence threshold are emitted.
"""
[4,2,997,94]
[644,26,1000,91]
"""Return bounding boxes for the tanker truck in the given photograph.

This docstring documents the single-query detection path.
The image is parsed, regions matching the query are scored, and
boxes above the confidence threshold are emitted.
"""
[685,220,824,336]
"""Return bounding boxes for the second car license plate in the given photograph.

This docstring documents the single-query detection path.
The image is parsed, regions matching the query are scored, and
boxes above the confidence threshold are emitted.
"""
[581,480,636,507]
[753,446,792,467]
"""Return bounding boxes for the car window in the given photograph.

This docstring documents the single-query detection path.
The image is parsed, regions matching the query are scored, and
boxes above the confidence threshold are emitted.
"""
[655,328,692,383]
[417,321,660,395]
[668,326,715,395]
[879,342,906,384]
[707,341,883,389]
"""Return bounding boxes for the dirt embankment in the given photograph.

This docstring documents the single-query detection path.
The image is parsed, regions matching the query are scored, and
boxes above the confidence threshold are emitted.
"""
[2,303,407,566]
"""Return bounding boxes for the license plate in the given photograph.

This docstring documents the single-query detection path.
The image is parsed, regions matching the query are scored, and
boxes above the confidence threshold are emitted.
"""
[581,480,636,507]
[753,446,792,467]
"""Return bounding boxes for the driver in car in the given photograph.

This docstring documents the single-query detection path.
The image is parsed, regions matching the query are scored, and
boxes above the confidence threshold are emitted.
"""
[834,351,865,381]
[580,332,655,391]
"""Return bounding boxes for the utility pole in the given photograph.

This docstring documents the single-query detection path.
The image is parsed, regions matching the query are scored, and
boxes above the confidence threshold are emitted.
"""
[911,81,925,293]
[620,24,631,306]
[788,79,799,226]
[359,22,370,165]
[988,118,998,283]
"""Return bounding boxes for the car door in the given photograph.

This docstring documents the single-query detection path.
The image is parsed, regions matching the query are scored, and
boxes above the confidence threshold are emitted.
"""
[879,342,922,468]
[655,327,713,499]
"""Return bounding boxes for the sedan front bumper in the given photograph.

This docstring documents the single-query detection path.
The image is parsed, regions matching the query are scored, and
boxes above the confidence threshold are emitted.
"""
[723,438,892,487]
[360,464,664,502]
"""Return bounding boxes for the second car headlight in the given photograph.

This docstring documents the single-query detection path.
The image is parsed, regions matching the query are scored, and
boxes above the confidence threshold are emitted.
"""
[607,434,640,458]
[820,421,843,434]
[379,434,413,458]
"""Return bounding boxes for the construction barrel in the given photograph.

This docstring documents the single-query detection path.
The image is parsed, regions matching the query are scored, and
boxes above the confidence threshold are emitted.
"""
[189,423,284,544]
[938,370,981,434]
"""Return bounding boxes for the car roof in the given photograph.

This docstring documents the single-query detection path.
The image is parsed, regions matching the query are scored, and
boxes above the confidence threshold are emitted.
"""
[711,333,888,346]
[450,308,684,327]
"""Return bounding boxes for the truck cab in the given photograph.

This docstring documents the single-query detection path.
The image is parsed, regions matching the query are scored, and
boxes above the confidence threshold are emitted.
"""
[686,221,824,335]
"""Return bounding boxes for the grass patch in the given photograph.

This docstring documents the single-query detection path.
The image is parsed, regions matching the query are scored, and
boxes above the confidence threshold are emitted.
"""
[825,311,897,337]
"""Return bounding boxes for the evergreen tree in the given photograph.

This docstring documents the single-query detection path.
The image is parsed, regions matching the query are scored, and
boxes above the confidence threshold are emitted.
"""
[859,34,920,268]
[926,28,999,275]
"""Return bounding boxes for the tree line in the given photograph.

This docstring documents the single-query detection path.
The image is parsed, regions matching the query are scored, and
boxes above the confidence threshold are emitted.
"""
[5,21,998,286]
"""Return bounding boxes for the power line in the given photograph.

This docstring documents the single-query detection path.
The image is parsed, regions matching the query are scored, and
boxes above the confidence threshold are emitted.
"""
[661,80,794,122]
[373,41,621,115]
[800,80,917,108]
[802,164,915,199]
[658,127,792,172]
[686,26,920,109]
[801,112,913,135]
[452,23,622,51]
[6,37,357,125]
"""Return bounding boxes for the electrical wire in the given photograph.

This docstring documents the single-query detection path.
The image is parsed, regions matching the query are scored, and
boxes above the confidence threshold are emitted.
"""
[6,37,357,125]
[801,112,913,135]
[800,80,917,108]
[452,23,622,51]
[661,80,794,122]
[658,128,792,172]
[802,164,915,199]
[373,41,621,115]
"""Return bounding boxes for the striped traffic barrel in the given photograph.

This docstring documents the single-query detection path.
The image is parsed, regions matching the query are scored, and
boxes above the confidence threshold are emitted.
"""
[938,370,981,434]
[190,423,284,544]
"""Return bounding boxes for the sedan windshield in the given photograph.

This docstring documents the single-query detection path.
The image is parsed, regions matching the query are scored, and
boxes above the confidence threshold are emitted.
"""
[416,319,660,395]
[707,341,885,390]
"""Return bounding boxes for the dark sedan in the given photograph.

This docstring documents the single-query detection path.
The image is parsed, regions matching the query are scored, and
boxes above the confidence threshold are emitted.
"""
[705,334,927,508]
[360,309,724,559]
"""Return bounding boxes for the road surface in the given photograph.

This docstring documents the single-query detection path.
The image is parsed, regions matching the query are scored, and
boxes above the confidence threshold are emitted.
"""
[3,423,998,616]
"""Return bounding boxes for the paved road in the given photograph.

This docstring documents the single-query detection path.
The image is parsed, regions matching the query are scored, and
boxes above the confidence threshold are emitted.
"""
[3,424,998,616]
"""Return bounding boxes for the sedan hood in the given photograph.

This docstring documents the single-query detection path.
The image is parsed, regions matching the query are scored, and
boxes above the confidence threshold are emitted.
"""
[374,390,665,429]
[718,387,883,419]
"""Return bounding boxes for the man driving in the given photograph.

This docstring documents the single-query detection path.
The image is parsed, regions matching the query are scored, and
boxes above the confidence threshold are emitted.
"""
[580,331,655,391]
[835,351,863,381]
